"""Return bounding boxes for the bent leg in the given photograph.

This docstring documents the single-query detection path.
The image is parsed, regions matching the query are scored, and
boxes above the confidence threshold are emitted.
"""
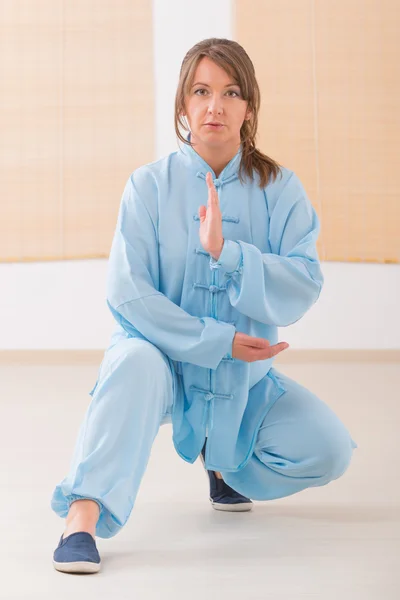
[222,369,358,501]
[50,338,175,538]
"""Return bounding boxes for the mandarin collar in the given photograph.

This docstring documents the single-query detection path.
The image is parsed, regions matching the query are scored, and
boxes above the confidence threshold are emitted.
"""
[178,131,242,182]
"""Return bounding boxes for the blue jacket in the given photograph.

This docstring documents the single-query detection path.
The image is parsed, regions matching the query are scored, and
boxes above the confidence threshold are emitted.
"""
[104,133,324,472]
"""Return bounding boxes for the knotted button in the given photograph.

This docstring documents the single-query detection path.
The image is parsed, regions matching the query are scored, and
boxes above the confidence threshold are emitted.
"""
[204,392,214,401]
[213,178,221,187]
[209,285,218,293]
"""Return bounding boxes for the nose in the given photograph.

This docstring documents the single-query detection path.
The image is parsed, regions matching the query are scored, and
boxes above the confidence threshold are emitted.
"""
[207,93,223,115]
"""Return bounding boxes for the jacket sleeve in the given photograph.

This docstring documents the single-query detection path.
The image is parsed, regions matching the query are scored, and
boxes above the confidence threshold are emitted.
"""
[106,169,236,369]
[209,171,324,327]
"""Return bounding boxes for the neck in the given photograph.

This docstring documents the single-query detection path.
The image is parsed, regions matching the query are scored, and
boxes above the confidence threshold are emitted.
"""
[190,134,241,178]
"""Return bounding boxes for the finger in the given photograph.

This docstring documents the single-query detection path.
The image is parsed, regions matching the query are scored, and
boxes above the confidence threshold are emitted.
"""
[206,172,218,207]
[213,188,219,208]
[206,173,214,207]
[246,341,270,349]
[248,342,289,361]
[242,337,270,348]
[266,342,289,358]
[211,182,219,207]
[198,205,207,222]
[277,342,290,350]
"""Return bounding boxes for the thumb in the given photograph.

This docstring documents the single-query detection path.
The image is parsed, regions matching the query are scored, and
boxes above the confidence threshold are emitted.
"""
[198,205,207,223]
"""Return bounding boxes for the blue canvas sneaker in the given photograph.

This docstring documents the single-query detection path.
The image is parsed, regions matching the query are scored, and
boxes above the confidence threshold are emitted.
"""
[200,439,253,512]
[53,531,101,574]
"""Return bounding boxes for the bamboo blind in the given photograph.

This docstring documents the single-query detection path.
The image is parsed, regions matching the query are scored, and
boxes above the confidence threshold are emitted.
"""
[0,0,154,263]
[234,0,399,263]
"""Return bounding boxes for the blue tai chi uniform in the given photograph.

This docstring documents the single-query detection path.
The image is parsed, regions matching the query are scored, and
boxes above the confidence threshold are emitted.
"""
[51,133,358,538]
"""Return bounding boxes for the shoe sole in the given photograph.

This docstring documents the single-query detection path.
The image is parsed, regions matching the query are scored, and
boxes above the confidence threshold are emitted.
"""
[199,450,254,512]
[53,559,101,574]
[210,498,253,512]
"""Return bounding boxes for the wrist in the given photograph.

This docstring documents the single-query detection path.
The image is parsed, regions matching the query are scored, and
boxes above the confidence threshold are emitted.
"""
[209,240,242,274]
[210,239,224,261]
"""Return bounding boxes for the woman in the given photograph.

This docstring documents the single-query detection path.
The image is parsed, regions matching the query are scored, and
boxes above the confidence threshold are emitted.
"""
[51,38,357,574]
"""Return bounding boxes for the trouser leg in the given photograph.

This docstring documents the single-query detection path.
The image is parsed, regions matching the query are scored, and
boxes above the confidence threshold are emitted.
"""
[222,369,358,501]
[50,338,175,538]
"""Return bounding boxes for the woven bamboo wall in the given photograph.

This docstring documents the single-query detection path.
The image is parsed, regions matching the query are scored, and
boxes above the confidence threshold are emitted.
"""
[0,0,154,263]
[234,0,399,263]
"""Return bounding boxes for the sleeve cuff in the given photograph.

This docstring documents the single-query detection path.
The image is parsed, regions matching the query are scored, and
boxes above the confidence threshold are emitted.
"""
[209,240,243,274]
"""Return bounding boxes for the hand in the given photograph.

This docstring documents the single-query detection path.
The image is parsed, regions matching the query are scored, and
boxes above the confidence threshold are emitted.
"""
[231,332,289,362]
[198,172,224,260]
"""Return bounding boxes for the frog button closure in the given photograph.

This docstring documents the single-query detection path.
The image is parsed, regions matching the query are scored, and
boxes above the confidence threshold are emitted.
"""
[204,392,214,401]
[209,285,218,293]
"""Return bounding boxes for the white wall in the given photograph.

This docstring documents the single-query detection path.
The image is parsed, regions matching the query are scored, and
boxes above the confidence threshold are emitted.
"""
[1,0,399,350]
[1,259,399,349]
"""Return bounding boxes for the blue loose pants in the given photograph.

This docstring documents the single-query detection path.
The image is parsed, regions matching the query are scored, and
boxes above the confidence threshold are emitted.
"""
[50,338,357,539]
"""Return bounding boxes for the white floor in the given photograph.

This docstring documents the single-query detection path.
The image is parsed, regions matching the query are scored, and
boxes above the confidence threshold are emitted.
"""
[1,359,399,599]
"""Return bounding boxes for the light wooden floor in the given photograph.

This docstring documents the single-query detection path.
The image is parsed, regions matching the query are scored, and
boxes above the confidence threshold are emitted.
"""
[1,359,399,598]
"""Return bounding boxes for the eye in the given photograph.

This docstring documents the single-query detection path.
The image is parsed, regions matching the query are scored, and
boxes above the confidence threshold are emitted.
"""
[227,90,240,97]
[194,88,207,95]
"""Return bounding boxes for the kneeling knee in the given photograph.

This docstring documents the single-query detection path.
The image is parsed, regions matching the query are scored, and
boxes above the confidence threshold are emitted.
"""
[318,439,355,482]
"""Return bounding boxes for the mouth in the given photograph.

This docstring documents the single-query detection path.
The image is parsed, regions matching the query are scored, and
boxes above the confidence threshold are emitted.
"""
[204,123,225,129]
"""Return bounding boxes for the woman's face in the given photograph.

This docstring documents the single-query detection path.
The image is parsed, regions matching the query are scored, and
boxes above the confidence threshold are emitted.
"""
[182,57,251,149]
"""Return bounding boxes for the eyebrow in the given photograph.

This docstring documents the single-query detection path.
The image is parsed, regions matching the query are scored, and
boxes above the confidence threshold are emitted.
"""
[191,82,240,88]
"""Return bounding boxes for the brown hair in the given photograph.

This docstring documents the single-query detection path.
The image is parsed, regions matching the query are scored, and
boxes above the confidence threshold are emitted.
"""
[174,38,283,188]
